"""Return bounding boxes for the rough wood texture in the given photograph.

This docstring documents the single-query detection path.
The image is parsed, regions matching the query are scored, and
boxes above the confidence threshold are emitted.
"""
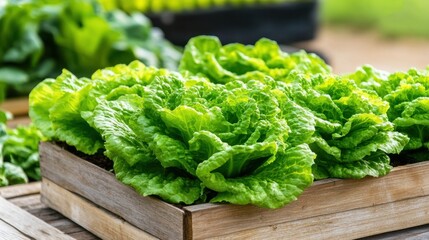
[40,142,185,240]
[0,182,98,240]
[0,97,28,116]
[0,196,75,240]
[42,179,156,240]
[0,182,41,198]
[184,161,429,239]
[205,195,429,239]
[40,141,429,240]
[0,219,31,240]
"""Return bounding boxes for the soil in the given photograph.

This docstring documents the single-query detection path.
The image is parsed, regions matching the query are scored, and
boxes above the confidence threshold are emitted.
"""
[55,141,113,172]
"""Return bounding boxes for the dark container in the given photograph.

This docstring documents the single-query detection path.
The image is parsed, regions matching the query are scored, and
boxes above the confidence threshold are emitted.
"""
[148,1,318,46]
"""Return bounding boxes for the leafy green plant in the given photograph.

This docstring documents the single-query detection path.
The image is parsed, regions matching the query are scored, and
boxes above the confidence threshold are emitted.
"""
[99,0,305,13]
[29,60,315,208]
[0,0,181,99]
[29,36,417,208]
[350,65,429,153]
[0,111,44,186]
[180,36,409,179]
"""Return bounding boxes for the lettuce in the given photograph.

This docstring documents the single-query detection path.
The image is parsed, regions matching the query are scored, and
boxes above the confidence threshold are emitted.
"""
[29,36,418,207]
[179,36,330,84]
[0,111,44,186]
[352,66,429,151]
[0,0,181,99]
[30,60,316,208]
[179,36,409,179]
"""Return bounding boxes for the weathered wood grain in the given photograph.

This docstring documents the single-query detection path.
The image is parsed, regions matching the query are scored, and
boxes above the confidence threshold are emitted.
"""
[204,194,429,240]
[40,142,185,240]
[0,219,31,240]
[185,161,429,239]
[0,196,74,240]
[0,182,40,199]
[42,179,156,240]
[9,194,44,210]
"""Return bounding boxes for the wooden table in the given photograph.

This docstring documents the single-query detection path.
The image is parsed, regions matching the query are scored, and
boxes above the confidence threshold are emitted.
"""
[2,182,429,240]
[0,182,97,240]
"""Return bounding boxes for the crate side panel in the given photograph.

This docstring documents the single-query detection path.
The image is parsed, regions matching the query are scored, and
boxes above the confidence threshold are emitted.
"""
[204,194,429,240]
[39,142,184,240]
[186,162,429,239]
[41,179,157,240]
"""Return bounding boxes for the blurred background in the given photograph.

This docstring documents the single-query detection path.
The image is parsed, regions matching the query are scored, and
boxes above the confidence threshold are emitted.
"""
[100,0,429,74]
[1,0,429,101]
[301,0,429,74]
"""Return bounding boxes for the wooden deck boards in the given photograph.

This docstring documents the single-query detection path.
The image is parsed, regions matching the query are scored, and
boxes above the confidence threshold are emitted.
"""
[0,182,98,240]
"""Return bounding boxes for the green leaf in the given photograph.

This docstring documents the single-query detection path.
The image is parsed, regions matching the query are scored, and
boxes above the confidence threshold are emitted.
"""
[325,151,392,179]
[91,97,153,166]
[3,162,28,185]
[114,154,203,205]
[179,36,330,84]
[197,144,315,208]
[0,67,29,85]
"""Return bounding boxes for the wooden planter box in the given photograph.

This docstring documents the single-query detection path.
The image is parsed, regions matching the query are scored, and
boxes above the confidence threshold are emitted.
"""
[39,142,429,240]
[0,97,31,127]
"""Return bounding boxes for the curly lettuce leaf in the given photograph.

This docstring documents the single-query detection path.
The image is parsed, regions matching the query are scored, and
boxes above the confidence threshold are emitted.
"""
[355,67,429,151]
[295,75,408,179]
[179,35,330,84]
[196,144,315,209]
[323,151,392,179]
[114,156,203,205]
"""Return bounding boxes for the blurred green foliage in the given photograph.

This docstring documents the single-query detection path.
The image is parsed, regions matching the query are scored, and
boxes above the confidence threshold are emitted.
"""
[0,0,181,100]
[322,0,429,38]
[98,0,304,13]
[0,110,45,186]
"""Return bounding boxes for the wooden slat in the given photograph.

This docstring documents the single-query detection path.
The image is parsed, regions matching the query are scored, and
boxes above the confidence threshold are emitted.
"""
[0,97,29,116]
[184,161,429,239]
[7,116,32,128]
[364,224,429,240]
[40,142,185,240]
[41,179,156,240]
[10,194,45,210]
[0,196,74,240]
[0,181,41,199]
[207,194,429,240]
[0,219,31,240]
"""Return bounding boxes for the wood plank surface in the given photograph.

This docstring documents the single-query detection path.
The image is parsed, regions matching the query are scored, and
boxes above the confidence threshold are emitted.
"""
[0,182,98,240]
[206,194,429,240]
[185,161,429,239]
[40,142,185,240]
[0,219,31,240]
[0,182,41,199]
[0,97,29,116]
[0,196,75,240]
[4,182,429,240]
[42,179,156,240]
[7,116,32,128]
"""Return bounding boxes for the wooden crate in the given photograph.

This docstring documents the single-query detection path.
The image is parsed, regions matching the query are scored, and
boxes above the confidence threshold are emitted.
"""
[39,142,429,240]
[0,97,31,127]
